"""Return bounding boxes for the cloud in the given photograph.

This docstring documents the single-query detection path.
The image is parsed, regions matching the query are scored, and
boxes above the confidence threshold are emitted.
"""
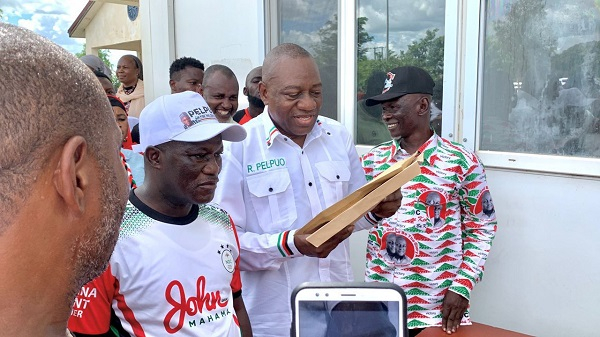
[278,0,446,59]
[281,29,322,54]
[359,0,445,54]
[280,0,337,25]
[1,0,87,54]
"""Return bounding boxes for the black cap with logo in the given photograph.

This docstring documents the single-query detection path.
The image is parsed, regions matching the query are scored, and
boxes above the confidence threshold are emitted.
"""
[365,66,435,106]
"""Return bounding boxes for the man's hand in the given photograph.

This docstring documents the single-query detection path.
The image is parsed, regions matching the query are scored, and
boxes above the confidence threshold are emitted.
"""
[294,224,354,257]
[370,189,402,219]
[441,290,469,334]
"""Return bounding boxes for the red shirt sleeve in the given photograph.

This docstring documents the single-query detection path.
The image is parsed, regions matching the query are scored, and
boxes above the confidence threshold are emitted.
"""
[229,216,242,294]
[68,265,116,334]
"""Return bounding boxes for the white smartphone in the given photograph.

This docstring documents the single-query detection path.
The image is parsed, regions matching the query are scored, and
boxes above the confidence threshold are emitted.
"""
[291,282,407,337]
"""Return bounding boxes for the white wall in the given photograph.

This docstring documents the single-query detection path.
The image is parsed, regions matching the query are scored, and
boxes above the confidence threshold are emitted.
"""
[469,168,599,337]
[350,167,600,337]
[172,0,265,109]
[139,0,175,102]
[86,2,141,51]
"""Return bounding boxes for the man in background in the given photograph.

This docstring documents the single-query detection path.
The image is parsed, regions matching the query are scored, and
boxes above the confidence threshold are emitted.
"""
[0,22,128,337]
[169,56,205,94]
[201,64,239,123]
[233,66,265,124]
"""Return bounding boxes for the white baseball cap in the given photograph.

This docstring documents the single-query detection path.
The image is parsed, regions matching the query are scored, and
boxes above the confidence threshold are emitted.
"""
[134,91,246,152]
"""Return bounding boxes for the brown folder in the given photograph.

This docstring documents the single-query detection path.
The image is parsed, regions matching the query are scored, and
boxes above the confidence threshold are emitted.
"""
[296,152,423,247]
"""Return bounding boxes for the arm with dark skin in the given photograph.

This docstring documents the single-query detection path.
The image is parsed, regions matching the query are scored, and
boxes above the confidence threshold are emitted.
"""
[370,189,403,219]
[441,290,469,334]
[234,296,253,337]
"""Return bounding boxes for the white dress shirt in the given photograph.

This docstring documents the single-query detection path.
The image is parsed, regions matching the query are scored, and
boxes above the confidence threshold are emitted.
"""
[214,109,374,337]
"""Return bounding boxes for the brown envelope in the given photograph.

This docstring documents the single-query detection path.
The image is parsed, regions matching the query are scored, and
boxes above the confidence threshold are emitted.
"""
[297,152,424,247]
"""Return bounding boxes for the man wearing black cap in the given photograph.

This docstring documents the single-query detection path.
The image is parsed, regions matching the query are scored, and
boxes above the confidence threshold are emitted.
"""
[362,66,498,336]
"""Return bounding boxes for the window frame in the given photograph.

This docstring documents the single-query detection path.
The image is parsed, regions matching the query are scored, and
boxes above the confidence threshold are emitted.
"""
[264,0,600,178]
[465,0,600,177]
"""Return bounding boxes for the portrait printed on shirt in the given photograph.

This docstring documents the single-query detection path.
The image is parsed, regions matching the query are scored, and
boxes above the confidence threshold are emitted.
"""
[418,190,447,230]
[474,189,495,220]
[380,231,414,266]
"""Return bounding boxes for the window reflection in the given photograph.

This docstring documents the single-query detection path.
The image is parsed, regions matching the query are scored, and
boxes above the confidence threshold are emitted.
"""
[278,0,338,120]
[356,0,446,146]
[481,0,600,158]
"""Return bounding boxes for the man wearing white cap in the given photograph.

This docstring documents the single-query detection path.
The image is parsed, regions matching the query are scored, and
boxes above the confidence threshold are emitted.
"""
[68,91,252,337]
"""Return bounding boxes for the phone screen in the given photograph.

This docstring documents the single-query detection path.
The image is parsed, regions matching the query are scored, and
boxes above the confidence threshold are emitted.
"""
[297,300,401,337]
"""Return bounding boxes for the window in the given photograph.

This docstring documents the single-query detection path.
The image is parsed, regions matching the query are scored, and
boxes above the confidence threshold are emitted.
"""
[276,0,339,120]
[356,0,446,145]
[480,0,600,158]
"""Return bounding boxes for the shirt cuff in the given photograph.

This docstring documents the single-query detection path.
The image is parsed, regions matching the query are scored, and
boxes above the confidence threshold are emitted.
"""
[276,230,300,258]
[365,211,382,226]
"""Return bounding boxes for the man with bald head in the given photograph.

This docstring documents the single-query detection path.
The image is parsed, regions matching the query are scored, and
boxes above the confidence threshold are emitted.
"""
[0,23,129,336]
[201,64,239,123]
[233,66,265,124]
[214,43,402,337]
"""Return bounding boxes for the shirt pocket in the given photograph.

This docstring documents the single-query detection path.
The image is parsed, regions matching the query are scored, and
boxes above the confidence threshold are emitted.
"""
[246,168,297,233]
[314,161,351,208]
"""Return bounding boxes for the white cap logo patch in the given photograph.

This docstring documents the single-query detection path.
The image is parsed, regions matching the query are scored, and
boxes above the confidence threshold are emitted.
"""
[382,71,396,94]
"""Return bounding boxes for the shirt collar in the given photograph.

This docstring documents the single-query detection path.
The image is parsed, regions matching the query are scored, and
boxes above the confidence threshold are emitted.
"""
[392,132,439,165]
[262,106,325,148]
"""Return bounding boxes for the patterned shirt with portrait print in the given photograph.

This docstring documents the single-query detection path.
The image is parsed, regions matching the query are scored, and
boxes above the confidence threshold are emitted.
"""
[361,133,497,330]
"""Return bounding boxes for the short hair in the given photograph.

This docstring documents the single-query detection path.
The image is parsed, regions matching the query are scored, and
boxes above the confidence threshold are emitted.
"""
[120,54,143,81]
[202,64,237,86]
[262,43,313,83]
[169,56,205,80]
[0,23,117,232]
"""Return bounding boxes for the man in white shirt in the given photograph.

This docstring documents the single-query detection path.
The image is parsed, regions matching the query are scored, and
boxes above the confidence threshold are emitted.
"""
[214,43,402,337]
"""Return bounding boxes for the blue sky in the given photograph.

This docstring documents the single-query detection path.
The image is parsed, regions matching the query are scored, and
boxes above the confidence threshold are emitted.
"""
[0,0,448,63]
[1,1,87,54]
[0,1,128,68]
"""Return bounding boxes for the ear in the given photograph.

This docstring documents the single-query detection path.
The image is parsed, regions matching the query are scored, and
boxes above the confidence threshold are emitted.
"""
[258,81,268,105]
[417,96,431,116]
[199,85,205,96]
[53,136,91,214]
[144,146,163,169]
[169,79,176,92]
[243,86,249,96]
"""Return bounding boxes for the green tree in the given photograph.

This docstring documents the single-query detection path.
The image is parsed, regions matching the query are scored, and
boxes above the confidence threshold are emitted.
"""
[310,15,374,119]
[309,15,338,119]
[488,0,555,96]
[312,15,374,65]
[357,29,444,106]
[398,29,444,104]
[358,17,374,60]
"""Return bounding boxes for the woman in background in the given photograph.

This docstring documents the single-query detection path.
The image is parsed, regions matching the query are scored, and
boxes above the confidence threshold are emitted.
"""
[116,54,145,118]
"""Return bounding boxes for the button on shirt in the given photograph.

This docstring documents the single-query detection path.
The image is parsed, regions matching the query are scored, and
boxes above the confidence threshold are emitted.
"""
[214,110,374,337]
